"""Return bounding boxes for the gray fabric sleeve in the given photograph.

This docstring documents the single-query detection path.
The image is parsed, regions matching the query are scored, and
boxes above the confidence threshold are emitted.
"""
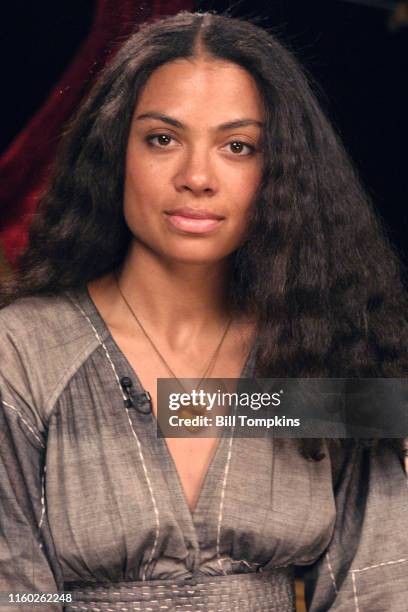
[0,385,63,611]
[303,441,408,611]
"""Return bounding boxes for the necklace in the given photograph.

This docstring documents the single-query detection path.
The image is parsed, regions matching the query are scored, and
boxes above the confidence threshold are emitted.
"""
[114,273,233,432]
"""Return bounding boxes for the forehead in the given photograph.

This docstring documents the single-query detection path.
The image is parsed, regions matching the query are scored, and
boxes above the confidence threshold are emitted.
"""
[134,58,264,121]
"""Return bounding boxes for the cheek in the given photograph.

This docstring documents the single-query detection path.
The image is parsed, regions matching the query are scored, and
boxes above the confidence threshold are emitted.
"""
[123,155,165,220]
[226,164,261,216]
[125,153,156,196]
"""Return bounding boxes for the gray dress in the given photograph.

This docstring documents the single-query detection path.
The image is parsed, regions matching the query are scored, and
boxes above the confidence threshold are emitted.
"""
[0,289,407,611]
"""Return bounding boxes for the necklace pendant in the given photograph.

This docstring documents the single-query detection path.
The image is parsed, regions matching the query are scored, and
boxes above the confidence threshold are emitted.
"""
[179,400,209,433]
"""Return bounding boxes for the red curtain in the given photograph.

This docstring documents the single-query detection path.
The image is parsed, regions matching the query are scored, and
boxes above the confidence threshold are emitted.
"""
[0,0,193,266]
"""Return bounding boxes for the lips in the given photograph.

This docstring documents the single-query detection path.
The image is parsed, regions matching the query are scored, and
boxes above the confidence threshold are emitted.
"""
[165,207,224,220]
[164,207,225,234]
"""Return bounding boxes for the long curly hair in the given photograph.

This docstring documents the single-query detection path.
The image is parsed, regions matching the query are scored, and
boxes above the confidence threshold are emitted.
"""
[2,11,407,461]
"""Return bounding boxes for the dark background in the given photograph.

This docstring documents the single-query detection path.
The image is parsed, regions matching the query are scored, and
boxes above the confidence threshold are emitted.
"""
[2,0,407,263]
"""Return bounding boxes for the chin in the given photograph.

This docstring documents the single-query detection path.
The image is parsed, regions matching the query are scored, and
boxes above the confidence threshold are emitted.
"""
[130,233,236,265]
[167,254,227,266]
[162,246,232,266]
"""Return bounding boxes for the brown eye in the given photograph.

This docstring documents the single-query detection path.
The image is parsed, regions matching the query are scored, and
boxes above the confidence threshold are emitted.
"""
[157,135,171,146]
[226,141,256,156]
[146,134,175,147]
[230,142,244,153]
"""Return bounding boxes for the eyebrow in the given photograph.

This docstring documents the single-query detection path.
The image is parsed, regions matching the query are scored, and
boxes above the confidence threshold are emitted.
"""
[135,112,263,131]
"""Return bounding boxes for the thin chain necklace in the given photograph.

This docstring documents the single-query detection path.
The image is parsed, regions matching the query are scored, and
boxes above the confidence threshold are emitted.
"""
[114,273,233,430]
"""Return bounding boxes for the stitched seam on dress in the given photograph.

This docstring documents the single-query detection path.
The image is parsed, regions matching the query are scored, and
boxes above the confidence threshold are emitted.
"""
[1,334,102,437]
[3,399,49,551]
[325,551,339,595]
[3,294,105,423]
[351,558,408,612]
[47,335,104,410]
[69,297,127,400]
[2,400,45,448]
[352,557,407,572]
[46,338,111,427]
[216,427,235,575]
[46,314,108,421]
[351,571,360,612]
[123,404,160,581]
[70,297,160,582]
[38,464,46,547]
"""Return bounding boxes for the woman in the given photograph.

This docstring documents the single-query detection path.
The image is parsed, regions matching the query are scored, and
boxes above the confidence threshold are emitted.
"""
[0,11,407,611]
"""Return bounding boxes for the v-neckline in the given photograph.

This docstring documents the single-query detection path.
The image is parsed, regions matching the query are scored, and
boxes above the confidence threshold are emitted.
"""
[160,409,228,520]
[157,333,257,522]
[70,286,258,536]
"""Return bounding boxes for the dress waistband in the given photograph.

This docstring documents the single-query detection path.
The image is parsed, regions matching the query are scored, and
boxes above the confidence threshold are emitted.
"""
[65,567,295,611]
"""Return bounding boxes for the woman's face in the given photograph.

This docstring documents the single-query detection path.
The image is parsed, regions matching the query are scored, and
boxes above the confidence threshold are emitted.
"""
[123,57,264,265]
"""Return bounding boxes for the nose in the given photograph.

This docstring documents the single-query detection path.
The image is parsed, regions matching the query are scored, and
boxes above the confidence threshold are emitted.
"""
[173,146,218,197]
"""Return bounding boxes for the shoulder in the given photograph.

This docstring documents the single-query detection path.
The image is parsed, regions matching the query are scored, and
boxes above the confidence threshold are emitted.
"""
[0,291,99,361]
[0,292,80,335]
[0,291,102,424]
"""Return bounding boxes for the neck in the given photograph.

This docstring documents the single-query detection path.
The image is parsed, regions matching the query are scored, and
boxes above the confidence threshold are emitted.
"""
[92,242,237,350]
